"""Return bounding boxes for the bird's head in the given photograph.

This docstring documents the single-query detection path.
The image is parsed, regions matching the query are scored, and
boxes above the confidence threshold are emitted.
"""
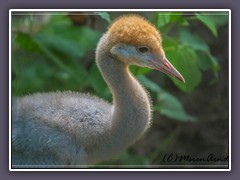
[107,14,185,83]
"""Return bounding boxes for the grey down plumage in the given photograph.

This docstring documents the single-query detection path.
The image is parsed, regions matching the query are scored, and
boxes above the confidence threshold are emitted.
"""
[12,14,184,168]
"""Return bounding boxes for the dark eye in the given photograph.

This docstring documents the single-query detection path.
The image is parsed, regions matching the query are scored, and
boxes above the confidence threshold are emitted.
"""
[137,46,149,53]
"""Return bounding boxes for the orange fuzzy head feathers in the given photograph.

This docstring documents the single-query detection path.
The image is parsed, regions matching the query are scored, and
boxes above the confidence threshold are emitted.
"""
[108,14,163,53]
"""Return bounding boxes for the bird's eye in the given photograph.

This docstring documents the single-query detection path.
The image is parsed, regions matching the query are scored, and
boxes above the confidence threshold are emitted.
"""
[137,46,149,53]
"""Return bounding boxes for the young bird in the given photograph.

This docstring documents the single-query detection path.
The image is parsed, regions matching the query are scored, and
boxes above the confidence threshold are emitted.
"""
[12,14,184,168]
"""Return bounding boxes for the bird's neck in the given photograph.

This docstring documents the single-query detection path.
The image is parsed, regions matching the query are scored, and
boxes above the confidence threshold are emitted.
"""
[95,34,152,159]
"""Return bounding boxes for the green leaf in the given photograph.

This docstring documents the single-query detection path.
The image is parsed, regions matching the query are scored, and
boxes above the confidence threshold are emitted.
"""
[180,29,209,52]
[157,92,196,122]
[97,12,111,24]
[72,27,101,51]
[12,53,64,95]
[179,29,219,82]
[138,75,162,93]
[162,36,178,52]
[89,64,111,99]
[14,32,41,52]
[197,51,220,72]
[41,16,102,51]
[165,46,202,93]
[21,25,101,75]
[169,12,189,26]
[195,12,228,37]
[12,14,99,96]
[155,12,189,30]
[31,35,73,74]
[156,12,171,28]
[138,76,195,122]
[33,33,85,58]
[196,14,217,36]
[130,66,151,76]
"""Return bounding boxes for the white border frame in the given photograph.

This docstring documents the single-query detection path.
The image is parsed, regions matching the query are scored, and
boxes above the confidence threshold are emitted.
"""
[9,9,231,171]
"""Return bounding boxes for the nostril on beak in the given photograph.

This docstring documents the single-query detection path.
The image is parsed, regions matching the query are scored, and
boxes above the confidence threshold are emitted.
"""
[164,62,171,69]
[163,57,171,69]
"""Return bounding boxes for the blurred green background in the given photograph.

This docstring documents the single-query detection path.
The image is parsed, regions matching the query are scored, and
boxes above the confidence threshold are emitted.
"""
[11,11,229,168]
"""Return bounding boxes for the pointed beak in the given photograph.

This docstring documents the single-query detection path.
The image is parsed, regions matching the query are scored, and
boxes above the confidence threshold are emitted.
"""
[150,56,185,83]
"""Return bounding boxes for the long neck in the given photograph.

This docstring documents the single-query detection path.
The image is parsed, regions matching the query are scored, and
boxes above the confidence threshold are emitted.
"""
[95,34,152,159]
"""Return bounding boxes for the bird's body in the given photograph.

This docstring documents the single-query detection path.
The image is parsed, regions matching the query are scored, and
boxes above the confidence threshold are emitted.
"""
[12,15,184,168]
[12,92,112,166]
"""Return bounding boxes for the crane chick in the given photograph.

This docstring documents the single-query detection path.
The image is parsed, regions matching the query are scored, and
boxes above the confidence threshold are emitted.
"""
[12,14,185,168]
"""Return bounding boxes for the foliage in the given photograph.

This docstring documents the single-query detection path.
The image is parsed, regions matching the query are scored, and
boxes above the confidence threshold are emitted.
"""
[11,12,228,165]
[195,12,228,37]
[138,76,196,122]
[12,12,228,122]
[12,14,102,96]
[155,12,228,93]
[97,12,111,24]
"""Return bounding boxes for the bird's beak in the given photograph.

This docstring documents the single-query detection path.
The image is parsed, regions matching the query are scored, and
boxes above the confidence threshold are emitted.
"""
[150,56,185,83]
